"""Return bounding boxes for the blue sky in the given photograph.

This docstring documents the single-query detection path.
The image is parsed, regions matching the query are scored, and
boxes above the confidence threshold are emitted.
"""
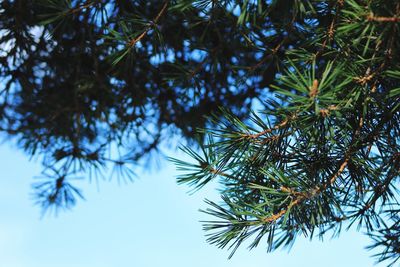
[0,143,387,267]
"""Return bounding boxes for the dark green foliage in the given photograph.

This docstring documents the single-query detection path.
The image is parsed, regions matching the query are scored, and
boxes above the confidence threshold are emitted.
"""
[1,0,400,264]
[1,0,293,210]
[172,0,400,265]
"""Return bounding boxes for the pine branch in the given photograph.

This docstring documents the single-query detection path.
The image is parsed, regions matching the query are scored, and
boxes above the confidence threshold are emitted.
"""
[261,158,350,223]
[127,1,169,48]
[316,0,344,57]
[260,112,366,224]
[367,16,400,23]
[357,153,400,215]
[69,0,97,14]
[243,115,294,139]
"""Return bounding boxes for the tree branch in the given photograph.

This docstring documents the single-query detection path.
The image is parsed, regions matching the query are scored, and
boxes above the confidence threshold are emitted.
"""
[127,1,169,48]
[69,0,97,14]
[260,113,365,223]
[367,16,400,22]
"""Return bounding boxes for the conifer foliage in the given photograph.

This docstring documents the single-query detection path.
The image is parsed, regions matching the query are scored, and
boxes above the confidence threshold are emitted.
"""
[171,0,400,265]
[1,0,400,264]
[1,0,279,210]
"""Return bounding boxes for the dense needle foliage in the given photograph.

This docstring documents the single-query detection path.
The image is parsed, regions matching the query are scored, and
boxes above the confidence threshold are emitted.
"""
[1,0,400,265]
[171,0,400,265]
[1,0,282,209]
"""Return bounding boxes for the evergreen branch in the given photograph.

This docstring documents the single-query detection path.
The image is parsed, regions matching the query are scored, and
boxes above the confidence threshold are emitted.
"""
[261,158,350,223]
[316,0,344,57]
[245,8,298,72]
[261,106,398,225]
[258,132,293,145]
[69,0,97,14]
[356,153,400,215]
[316,153,400,227]
[260,112,367,224]
[367,16,400,23]
[4,0,400,263]
[126,1,169,48]
[208,166,236,179]
[246,40,284,71]
[243,115,294,139]
[188,51,214,80]
[327,0,344,40]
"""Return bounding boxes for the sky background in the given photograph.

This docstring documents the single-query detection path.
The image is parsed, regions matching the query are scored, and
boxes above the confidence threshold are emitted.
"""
[0,142,388,267]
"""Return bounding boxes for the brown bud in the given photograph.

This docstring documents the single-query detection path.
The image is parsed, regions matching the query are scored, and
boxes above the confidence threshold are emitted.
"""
[309,79,319,98]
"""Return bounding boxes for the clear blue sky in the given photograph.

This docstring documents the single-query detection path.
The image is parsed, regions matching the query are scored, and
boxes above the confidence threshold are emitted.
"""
[0,143,386,267]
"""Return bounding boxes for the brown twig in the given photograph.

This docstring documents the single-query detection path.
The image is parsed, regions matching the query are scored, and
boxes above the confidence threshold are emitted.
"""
[209,168,233,178]
[199,161,235,179]
[260,113,366,224]
[69,1,97,14]
[246,41,283,71]
[367,16,400,22]
[245,7,299,72]
[127,1,169,48]
[357,153,400,214]
[316,0,344,58]
[244,117,291,139]
[261,158,349,223]
[258,0,399,227]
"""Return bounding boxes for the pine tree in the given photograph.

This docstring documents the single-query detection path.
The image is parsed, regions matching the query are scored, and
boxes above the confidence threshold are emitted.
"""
[171,0,400,265]
[1,0,281,211]
[1,0,400,264]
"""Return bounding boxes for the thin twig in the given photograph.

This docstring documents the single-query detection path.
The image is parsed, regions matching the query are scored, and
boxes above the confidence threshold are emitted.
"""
[127,1,169,48]
[69,0,97,14]
[261,158,349,223]
[261,114,365,223]
[245,118,290,139]
[316,0,344,58]
[367,16,400,22]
